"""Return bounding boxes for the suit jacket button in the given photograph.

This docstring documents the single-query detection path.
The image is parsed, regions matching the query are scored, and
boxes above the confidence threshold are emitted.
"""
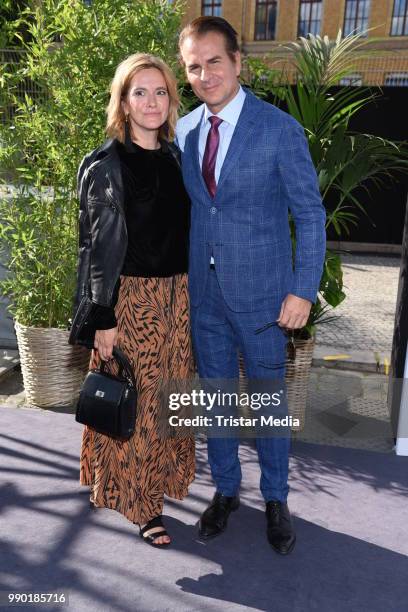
[210,207,217,214]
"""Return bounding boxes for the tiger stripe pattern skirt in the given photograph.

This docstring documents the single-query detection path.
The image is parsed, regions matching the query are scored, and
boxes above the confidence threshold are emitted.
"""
[79,274,195,525]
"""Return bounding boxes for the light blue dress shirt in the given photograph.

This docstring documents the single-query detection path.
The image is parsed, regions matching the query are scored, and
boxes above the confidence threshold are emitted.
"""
[198,85,246,183]
[176,85,246,183]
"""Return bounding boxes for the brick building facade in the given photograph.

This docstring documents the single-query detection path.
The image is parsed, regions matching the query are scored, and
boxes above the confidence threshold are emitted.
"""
[181,1,408,86]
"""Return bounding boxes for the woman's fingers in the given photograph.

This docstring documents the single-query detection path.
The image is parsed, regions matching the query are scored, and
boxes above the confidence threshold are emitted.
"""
[95,327,118,361]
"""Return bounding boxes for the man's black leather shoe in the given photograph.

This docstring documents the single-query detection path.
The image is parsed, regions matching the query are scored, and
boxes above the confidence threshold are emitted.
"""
[199,492,240,539]
[266,500,296,555]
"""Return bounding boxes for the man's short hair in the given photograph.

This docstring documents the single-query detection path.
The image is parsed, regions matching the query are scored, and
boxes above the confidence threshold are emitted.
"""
[178,16,240,62]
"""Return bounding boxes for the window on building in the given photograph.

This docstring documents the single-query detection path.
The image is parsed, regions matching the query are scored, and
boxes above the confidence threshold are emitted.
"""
[343,0,371,37]
[255,0,278,41]
[202,0,222,16]
[339,74,363,86]
[298,0,322,37]
[385,72,408,86]
[391,0,408,35]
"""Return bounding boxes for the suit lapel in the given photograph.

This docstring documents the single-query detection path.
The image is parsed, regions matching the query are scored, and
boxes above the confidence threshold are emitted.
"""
[185,108,210,199]
[216,91,259,195]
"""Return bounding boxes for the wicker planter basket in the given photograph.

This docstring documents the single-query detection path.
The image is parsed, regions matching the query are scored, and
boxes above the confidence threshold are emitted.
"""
[15,322,90,408]
[284,336,315,431]
[239,335,315,432]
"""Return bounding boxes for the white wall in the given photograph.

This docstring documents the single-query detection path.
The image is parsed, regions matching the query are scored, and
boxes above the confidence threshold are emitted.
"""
[396,342,408,456]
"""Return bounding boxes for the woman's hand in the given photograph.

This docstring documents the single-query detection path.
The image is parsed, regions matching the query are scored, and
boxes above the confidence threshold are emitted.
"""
[94,327,118,361]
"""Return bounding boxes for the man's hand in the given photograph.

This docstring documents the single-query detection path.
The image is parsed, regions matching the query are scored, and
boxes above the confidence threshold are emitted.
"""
[277,294,312,330]
[94,327,118,361]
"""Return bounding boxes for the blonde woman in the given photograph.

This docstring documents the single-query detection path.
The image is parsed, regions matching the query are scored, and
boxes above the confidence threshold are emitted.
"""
[70,54,195,547]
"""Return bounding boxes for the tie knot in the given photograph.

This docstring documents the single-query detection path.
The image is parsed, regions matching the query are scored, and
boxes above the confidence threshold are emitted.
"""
[209,115,223,129]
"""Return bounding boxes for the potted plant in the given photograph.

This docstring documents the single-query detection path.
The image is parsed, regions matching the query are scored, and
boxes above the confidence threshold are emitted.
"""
[0,0,183,407]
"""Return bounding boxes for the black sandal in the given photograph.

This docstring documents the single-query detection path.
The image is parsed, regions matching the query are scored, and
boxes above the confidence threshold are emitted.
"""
[139,516,171,548]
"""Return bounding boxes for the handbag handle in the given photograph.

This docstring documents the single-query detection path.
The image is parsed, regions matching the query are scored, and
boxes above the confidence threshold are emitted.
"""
[99,346,137,390]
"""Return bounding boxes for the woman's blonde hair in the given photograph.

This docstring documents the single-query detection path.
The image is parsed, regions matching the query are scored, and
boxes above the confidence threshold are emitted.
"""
[106,53,179,143]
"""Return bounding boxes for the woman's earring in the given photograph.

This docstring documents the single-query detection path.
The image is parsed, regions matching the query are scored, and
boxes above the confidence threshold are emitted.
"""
[124,114,132,149]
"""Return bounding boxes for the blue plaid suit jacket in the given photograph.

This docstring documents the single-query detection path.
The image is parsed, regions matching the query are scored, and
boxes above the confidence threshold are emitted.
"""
[177,89,326,312]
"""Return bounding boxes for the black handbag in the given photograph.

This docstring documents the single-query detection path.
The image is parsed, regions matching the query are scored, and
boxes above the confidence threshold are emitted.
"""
[76,346,137,440]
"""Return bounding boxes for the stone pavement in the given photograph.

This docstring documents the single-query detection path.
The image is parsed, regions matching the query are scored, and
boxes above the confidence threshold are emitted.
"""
[314,253,401,371]
[0,348,19,378]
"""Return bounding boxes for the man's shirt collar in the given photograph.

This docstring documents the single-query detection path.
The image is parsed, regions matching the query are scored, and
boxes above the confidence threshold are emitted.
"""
[203,85,246,127]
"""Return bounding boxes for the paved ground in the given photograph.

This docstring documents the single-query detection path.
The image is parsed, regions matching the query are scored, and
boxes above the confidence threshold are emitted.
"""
[315,253,400,355]
[0,349,19,378]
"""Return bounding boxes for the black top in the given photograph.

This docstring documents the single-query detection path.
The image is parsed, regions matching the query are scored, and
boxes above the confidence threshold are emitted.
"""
[91,139,190,330]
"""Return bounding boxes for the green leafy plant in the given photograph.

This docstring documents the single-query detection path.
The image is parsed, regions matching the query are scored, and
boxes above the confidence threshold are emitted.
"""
[244,32,408,338]
[0,0,31,48]
[0,0,184,328]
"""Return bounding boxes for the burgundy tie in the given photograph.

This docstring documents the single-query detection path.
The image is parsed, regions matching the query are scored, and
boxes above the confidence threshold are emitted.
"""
[202,116,223,198]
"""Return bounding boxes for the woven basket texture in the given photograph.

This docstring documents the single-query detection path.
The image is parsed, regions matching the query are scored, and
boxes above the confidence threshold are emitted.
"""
[15,322,90,408]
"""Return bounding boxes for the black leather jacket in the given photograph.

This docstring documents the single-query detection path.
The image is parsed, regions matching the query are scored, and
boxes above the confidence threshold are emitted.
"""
[68,138,181,347]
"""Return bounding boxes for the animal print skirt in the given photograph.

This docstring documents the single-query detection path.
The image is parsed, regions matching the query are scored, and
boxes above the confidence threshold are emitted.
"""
[79,274,195,525]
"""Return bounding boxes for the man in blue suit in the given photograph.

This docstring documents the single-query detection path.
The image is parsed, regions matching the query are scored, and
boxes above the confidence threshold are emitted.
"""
[177,17,326,554]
